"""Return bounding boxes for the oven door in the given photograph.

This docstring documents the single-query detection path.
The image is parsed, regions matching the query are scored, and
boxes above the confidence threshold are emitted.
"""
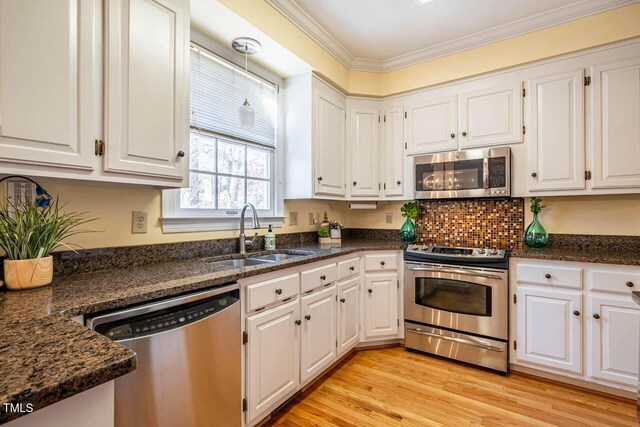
[404,262,508,340]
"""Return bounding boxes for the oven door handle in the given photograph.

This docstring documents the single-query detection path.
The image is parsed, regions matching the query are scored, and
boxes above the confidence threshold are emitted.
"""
[407,266,504,280]
[407,328,504,352]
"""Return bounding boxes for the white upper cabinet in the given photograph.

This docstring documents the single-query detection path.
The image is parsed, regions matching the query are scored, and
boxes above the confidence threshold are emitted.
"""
[527,70,585,191]
[405,96,457,154]
[314,82,346,197]
[382,107,405,197]
[0,0,99,170]
[588,295,640,387]
[104,0,189,180]
[349,108,379,197]
[284,75,346,199]
[458,82,523,149]
[590,58,640,189]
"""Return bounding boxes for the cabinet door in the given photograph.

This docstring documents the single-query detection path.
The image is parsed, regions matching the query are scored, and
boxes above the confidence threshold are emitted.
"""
[516,287,582,374]
[350,109,379,197]
[527,70,585,191]
[591,58,640,189]
[405,96,457,154]
[0,0,98,170]
[458,82,523,149]
[588,295,640,386]
[246,300,300,424]
[314,83,346,196]
[337,277,360,355]
[383,107,404,197]
[104,0,189,180]
[364,273,399,339]
[300,285,337,383]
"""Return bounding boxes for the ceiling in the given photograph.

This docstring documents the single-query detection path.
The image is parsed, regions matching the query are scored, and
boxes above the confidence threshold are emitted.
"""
[266,0,638,71]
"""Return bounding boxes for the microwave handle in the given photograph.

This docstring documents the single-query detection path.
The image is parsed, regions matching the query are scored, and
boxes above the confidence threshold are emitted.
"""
[483,157,489,189]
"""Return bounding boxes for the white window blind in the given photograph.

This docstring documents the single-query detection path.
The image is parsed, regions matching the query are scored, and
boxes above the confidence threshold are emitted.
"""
[190,45,277,147]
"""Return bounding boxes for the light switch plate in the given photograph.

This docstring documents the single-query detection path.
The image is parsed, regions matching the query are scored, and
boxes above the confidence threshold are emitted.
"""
[132,211,148,234]
[289,211,298,226]
[386,212,393,224]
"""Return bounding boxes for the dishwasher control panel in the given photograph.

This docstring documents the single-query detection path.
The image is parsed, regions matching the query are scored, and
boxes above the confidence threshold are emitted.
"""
[95,291,239,340]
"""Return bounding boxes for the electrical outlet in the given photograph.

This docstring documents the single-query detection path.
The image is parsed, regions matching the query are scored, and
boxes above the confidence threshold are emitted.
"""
[132,211,148,234]
[308,212,317,225]
[386,212,393,224]
[289,211,298,226]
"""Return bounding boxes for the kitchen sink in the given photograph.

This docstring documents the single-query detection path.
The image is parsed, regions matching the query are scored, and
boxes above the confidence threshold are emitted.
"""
[249,253,308,262]
[207,258,274,268]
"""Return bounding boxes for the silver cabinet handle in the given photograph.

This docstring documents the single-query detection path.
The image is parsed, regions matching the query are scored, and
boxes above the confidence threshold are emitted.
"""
[407,328,503,352]
[407,265,504,280]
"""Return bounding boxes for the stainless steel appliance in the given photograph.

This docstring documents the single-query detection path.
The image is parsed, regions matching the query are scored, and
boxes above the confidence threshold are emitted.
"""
[87,284,241,427]
[404,245,509,372]
[414,147,510,199]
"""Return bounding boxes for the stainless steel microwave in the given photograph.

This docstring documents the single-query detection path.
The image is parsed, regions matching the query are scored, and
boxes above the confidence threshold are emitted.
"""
[414,147,511,199]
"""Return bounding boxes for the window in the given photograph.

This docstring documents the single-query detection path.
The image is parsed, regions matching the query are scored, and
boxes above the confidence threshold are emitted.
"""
[163,41,282,232]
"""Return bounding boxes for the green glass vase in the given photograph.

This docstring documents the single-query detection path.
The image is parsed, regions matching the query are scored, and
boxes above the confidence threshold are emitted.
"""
[524,213,549,248]
[400,218,417,243]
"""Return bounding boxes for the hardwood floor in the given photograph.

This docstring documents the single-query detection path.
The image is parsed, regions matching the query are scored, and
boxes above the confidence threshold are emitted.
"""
[265,347,639,427]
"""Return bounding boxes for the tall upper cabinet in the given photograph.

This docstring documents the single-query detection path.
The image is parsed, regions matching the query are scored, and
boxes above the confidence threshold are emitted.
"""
[526,55,640,194]
[0,0,190,187]
[284,74,346,199]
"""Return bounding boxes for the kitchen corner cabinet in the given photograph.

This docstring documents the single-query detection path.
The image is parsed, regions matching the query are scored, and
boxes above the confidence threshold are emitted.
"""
[284,74,346,199]
[512,258,640,392]
[337,276,360,355]
[0,0,189,187]
[347,100,405,199]
[364,273,399,339]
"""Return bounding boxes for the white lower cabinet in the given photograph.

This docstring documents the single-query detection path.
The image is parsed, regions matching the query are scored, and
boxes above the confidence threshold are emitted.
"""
[516,287,582,374]
[337,276,360,355]
[364,273,399,339]
[300,285,337,383]
[246,300,300,425]
[588,295,640,386]
[513,258,640,393]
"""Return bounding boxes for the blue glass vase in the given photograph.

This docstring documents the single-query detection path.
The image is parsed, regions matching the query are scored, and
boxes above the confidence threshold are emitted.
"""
[524,213,549,248]
[400,218,417,243]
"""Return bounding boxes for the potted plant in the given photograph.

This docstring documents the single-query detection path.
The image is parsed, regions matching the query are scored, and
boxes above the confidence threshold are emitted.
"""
[400,202,419,242]
[524,197,548,248]
[317,226,331,245]
[0,198,95,290]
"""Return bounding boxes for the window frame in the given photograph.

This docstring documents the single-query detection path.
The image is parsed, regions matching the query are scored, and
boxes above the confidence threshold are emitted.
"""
[162,31,284,233]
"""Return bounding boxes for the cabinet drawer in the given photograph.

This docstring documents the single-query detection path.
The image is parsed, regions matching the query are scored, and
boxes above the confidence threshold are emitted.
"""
[588,268,640,294]
[301,263,338,293]
[246,273,299,312]
[338,258,360,280]
[516,263,582,289]
[364,253,397,272]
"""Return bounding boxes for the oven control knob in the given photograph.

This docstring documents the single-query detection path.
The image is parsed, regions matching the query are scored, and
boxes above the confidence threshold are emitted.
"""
[478,249,486,254]
[489,250,498,255]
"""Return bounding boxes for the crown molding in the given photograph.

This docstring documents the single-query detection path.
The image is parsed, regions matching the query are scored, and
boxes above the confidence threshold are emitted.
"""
[266,0,639,72]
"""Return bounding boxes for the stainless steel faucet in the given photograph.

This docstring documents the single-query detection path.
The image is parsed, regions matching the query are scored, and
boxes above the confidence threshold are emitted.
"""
[239,203,260,255]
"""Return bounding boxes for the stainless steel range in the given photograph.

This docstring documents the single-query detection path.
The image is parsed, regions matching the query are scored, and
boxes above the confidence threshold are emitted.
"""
[404,245,509,372]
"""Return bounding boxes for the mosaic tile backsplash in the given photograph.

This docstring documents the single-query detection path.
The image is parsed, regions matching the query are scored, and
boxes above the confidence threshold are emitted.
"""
[416,198,525,251]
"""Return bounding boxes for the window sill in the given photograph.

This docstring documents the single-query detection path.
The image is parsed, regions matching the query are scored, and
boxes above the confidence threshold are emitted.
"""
[161,216,285,233]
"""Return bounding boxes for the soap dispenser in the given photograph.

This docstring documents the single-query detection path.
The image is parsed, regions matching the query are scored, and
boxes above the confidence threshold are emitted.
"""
[265,224,276,250]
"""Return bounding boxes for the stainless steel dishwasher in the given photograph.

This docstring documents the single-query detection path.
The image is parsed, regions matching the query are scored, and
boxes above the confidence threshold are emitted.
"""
[87,283,241,427]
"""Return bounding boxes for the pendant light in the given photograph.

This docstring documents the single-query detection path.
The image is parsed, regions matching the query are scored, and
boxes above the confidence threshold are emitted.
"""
[232,37,261,129]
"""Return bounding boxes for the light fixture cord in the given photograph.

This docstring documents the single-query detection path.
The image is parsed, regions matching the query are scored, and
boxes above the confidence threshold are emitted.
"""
[244,45,249,102]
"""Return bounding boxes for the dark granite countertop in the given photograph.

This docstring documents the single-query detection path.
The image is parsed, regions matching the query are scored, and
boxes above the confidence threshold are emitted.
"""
[0,239,402,423]
[512,246,640,266]
[633,291,640,305]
